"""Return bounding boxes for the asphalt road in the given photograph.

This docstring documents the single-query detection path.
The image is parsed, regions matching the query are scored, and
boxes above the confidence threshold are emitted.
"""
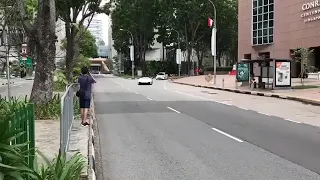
[0,79,33,98]
[93,75,320,180]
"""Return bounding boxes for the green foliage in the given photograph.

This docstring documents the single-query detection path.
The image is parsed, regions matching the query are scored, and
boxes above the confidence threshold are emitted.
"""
[80,29,98,58]
[293,47,314,83]
[61,29,98,58]
[0,116,36,180]
[111,0,159,63]
[74,55,91,77]
[35,150,85,180]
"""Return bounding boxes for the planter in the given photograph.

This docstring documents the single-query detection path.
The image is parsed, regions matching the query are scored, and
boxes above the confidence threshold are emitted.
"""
[307,72,320,80]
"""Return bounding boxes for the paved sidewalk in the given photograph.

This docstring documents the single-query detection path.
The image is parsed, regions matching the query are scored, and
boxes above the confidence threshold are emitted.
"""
[172,75,320,106]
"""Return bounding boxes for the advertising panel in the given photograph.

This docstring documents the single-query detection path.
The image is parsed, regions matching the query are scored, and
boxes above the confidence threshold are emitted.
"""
[236,63,249,82]
[275,61,291,87]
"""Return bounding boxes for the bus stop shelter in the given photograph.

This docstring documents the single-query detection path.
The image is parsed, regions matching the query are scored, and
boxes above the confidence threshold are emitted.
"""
[238,58,292,90]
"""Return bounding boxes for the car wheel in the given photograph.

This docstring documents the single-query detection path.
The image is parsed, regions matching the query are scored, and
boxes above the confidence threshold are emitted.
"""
[150,82,153,85]
[138,82,141,85]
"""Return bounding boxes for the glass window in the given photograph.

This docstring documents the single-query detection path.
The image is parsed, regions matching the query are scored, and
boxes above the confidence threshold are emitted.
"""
[263,29,268,35]
[252,0,274,45]
[263,36,268,43]
[253,0,258,8]
[269,28,273,35]
[253,30,257,37]
[253,23,257,30]
[263,21,268,28]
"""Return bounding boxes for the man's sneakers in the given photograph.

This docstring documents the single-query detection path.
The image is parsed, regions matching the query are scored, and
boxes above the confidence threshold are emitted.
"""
[81,122,90,127]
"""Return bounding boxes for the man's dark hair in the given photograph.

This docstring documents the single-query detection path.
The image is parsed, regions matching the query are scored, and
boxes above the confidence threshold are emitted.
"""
[81,66,89,74]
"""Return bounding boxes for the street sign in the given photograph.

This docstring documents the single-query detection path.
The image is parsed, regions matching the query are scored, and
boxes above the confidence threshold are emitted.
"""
[211,28,216,56]
[236,63,249,82]
[176,49,181,64]
[130,45,134,61]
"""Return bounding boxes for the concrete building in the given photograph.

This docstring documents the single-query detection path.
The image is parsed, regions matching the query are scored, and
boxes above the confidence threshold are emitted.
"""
[238,0,320,76]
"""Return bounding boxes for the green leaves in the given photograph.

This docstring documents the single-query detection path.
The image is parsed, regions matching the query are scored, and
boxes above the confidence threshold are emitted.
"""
[36,150,86,180]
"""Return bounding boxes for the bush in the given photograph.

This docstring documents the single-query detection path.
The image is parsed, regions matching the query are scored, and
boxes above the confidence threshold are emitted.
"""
[204,66,233,72]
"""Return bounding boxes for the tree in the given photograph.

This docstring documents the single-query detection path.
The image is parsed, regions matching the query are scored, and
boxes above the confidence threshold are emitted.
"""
[61,28,98,58]
[110,0,159,71]
[16,0,56,105]
[293,47,314,85]
[157,0,238,72]
[79,29,98,58]
[56,0,110,82]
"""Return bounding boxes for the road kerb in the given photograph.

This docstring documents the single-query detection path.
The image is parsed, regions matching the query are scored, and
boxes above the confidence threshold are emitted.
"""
[171,81,320,106]
[87,94,97,180]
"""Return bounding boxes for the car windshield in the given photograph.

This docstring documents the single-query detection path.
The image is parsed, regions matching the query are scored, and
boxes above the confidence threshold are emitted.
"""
[158,73,165,75]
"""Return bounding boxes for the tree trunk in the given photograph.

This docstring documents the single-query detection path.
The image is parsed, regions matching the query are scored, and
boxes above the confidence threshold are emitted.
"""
[187,46,192,75]
[65,26,76,83]
[30,0,56,105]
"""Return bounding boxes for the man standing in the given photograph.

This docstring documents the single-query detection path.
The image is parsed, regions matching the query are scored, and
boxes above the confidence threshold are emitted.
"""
[77,66,96,126]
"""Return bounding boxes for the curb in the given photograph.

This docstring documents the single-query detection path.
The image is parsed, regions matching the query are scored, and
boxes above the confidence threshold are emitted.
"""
[88,94,96,180]
[171,81,320,106]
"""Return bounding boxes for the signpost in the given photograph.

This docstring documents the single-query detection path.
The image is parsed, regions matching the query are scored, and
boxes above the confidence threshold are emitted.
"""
[176,49,181,76]
[130,45,134,79]
[236,63,249,82]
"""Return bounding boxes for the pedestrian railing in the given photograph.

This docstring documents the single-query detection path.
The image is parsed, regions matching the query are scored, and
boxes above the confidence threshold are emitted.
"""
[8,103,35,169]
[60,83,79,152]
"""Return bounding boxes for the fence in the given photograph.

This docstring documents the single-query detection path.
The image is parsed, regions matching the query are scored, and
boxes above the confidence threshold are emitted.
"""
[9,103,35,169]
[60,83,78,152]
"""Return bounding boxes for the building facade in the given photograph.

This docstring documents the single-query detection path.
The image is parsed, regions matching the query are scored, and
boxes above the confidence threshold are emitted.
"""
[238,0,320,75]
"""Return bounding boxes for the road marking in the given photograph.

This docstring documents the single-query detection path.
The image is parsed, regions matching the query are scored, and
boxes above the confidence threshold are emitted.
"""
[167,107,181,113]
[238,107,248,110]
[146,97,153,100]
[284,119,301,124]
[211,128,243,143]
[134,92,139,94]
[257,112,270,116]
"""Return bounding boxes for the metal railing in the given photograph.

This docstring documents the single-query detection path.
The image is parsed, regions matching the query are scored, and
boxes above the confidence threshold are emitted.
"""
[60,83,79,152]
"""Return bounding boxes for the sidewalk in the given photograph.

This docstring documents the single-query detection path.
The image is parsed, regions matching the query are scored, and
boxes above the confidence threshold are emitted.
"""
[171,75,320,106]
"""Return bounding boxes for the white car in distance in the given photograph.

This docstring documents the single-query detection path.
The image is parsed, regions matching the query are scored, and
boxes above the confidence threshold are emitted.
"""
[155,72,168,80]
[138,77,153,85]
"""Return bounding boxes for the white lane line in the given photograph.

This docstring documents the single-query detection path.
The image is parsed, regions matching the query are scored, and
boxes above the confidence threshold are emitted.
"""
[284,119,301,124]
[238,107,248,110]
[257,112,270,116]
[167,107,181,113]
[146,97,153,100]
[212,128,243,143]
[134,92,139,94]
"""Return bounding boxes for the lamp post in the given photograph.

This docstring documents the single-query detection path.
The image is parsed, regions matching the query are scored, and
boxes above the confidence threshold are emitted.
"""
[208,0,217,85]
[120,28,134,79]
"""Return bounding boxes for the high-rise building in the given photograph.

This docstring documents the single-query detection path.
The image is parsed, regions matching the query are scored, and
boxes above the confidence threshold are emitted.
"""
[87,16,105,45]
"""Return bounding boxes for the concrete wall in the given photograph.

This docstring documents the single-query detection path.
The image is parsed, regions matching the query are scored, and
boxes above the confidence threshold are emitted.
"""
[238,0,320,60]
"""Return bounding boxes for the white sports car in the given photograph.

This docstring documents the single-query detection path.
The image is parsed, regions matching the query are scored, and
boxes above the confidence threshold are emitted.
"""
[155,72,168,80]
[138,77,153,85]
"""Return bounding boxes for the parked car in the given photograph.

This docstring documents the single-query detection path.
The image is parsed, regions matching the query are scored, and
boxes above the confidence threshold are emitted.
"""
[138,77,153,85]
[155,72,168,80]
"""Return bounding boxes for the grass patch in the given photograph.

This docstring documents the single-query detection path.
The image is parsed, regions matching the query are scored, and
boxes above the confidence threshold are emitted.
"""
[292,85,320,89]
[0,94,80,120]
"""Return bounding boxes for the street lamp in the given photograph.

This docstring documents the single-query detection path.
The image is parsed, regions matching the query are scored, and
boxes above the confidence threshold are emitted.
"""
[120,28,134,79]
[167,29,181,77]
[207,0,217,85]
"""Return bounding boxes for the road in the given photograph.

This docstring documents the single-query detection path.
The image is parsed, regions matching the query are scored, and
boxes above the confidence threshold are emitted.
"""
[93,75,320,180]
[0,78,33,98]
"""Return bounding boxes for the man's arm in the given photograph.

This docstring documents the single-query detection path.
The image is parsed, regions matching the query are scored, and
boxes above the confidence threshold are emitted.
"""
[89,72,97,83]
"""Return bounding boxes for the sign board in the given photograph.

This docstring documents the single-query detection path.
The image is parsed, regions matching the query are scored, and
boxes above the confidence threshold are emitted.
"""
[176,49,181,64]
[211,28,216,56]
[137,70,142,77]
[130,45,134,61]
[275,61,291,87]
[236,63,249,82]
[20,57,33,68]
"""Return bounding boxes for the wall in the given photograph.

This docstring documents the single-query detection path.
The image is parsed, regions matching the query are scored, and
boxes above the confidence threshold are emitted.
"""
[238,0,320,60]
